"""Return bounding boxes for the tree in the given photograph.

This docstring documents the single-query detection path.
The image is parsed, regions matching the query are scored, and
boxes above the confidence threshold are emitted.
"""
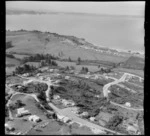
[66,66,70,71]
[85,67,88,73]
[15,100,25,108]
[77,57,81,65]
[68,57,72,62]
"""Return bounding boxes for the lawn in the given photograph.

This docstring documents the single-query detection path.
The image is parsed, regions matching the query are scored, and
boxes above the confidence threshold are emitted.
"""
[112,68,144,78]
[119,81,143,93]
[55,60,100,72]
[6,57,20,66]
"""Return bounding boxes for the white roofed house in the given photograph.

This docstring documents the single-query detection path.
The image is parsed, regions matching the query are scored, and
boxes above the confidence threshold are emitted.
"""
[125,102,131,107]
[16,108,31,117]
[53,95,60,100]
[90,117,96,122]
[28,115,42,123]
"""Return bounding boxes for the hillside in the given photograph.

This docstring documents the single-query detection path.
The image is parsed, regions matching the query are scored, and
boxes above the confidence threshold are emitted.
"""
[6,30,129,63]
[119,56,144,70]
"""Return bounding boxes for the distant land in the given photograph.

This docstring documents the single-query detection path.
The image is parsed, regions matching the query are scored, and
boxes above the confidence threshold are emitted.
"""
[6,9,144,18]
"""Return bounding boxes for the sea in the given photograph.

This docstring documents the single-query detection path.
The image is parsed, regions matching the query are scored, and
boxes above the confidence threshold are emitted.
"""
[6,14,144,53]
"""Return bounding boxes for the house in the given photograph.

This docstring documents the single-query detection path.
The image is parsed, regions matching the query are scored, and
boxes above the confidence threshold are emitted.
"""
[61,99,75,106]
[53,95,60,100]
[90,117,96,122]
[125,102,131,107]
[22,73,29,77]
[87,72,91,75]
[127,125,139,134]
[107,90,111,93]
[91,127,106,134]
[16,108,31,117]
[37,73,41,76]
[63,117,70,123]
[71,107,79,114]
[80,112,89,117]
[49,69,54,73]
[57,114,65,120]
[28,115,41,123]
[65,76,70,80]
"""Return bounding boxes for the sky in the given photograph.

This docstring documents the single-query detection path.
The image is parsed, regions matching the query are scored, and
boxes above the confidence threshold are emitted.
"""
[6,1,145,16]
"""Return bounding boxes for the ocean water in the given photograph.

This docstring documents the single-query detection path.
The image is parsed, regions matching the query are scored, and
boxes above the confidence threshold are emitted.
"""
[6,14,144,52]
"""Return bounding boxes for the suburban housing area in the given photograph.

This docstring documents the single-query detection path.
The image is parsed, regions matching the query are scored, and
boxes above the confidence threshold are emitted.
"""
[5,30,144,135]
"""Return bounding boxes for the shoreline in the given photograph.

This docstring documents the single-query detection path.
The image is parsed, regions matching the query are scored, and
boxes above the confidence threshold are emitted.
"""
[6,29,144,55]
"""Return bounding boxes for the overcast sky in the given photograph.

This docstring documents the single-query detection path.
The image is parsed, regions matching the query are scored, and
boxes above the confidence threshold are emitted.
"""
[6,1,145,16]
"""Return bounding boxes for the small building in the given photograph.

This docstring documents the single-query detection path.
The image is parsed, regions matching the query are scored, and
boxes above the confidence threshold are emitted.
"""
[16,108,31,117]
[62,99,75,106]
[53,95,60,100]
[91,127,106,134]
[65,76,70,80]
[125,102,131,107]
[57,114,65,120]
[87,72,91,75]
[127,125,139,134]
[49,69,54,73]
[37,73,41,76]
[22,73,29,77]
[71,107,79,114]
[28,115,41,123]
[63,117,70,123]
[90,117,96,122]
[17,85,22,89]
[80,112,89,117]
[107,90,111,93]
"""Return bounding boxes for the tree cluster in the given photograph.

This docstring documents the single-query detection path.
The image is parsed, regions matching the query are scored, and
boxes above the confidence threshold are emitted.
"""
[17,82,48,94]
[14,64,37,74]
[21,53,59,64]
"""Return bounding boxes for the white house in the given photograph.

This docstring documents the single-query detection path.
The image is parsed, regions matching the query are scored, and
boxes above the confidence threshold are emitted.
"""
[65,76,70,80]
[49,69,54,73]
[80,112,89,117]
[61,99,75,106]
[91,127,106,134]
[90,117,96,122]
[125,102,131,107]
[16,108,31,117]
[63,117,70,123]
[57,114,65,120]
[22,73,29,77]
[53,95,60,100]
[37,73,41,76]
[127,125,138,134]
[28,115,41,123]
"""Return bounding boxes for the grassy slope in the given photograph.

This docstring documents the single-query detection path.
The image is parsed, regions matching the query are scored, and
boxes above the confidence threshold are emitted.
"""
[120,56,144,70]
[6,31,127,63]
[112,68,144,78]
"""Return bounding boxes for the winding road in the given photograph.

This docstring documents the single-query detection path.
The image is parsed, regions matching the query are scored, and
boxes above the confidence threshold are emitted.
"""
[103,73,144,111]
[6,72,143,135]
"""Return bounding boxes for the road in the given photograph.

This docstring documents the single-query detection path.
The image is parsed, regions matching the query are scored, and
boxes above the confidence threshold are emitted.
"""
[103,73,144,111]
[110,101,143,111]
[15,75,124,135]
[7,73,143,134]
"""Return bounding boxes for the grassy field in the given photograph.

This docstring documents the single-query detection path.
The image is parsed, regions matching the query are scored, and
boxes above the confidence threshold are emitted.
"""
[12,54,29,59]
[112,68,144,78]
[6,76,28,84]
[6,31,128,63]
[56,60,101,72]
[6,57,20,66]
